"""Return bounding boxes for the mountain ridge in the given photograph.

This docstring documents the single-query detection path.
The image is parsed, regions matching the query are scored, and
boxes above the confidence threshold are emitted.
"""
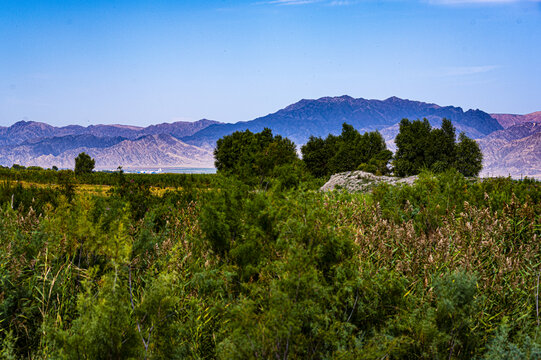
[490,112,541,129]
[0,96,538,177]
[0,119,220,146]
[182,95,502,147]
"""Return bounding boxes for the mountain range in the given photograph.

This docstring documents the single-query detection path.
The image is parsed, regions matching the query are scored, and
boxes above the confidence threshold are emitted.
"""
[0,119,220,169]
[0,119,220,146]
[0,96,538,177]
[182,95,502,147]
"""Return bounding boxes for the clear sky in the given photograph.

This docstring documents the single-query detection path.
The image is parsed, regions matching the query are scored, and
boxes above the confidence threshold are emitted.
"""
[0,0,540,127]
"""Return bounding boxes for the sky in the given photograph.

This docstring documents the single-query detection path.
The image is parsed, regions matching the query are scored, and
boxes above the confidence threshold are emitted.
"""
[0,0,540,127]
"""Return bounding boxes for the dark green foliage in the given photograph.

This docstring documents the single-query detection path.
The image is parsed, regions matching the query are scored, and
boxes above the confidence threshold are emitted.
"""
[11,164,25,170]
[214,128,299,186]
[299,135,331,178]
[372,169,541,234]
[455,132,483,177]
[199,176,277,281]
[210,189,364,358]
[26,166,44,171]
[74,152,95,175]
[394,118,483,177]
[362,271,481,359]
[432,271,480,357]
[426,119,457,170]
[328,123,360,173]
[0,167,539,359]
[0,181,57,214]
[271,161,321,191]
[394,118,433,176]
[301,123,392,178]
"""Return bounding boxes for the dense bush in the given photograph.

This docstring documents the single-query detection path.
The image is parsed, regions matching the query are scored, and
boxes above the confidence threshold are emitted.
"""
[214,128,302,187]
[0,171,539,358]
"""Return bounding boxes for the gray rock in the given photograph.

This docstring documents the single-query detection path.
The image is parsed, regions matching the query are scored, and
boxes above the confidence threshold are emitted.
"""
[320,170,418,192]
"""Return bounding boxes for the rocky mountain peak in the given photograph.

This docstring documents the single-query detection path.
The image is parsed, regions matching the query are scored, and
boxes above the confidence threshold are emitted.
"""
[317,95,355,103]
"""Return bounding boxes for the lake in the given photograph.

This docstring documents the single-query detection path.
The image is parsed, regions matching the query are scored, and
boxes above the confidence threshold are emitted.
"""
[121,167,216,174]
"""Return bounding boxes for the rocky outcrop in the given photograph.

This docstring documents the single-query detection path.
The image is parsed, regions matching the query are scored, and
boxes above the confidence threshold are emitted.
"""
[320,171,418,192]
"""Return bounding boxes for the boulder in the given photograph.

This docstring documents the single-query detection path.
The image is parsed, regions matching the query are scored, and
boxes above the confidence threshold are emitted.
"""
[320,170,417,192]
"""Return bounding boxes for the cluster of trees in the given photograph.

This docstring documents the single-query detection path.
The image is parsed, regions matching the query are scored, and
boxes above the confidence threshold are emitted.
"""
[213,128,306,188]
[215,118,483,184]
[5,118,483,191]
[301,123,392,177]
[394,118,483,177]
[214,125,392,186]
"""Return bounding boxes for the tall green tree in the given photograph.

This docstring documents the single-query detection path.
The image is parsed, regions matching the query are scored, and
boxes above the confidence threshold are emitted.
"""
[74,152,95,175]
[394,118,432,177]
[427,119,456,172]
[394,118,482,177]
[214,128,298,185]
[356,130,392,175]
[300,136,330,178]
[328,123,360,174]
[455,132,483,177]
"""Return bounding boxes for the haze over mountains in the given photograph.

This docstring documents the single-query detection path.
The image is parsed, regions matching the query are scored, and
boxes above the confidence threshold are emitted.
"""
[1,96,539,177]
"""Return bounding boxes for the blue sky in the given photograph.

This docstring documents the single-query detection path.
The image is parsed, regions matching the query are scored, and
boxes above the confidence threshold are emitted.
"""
[0,0,539,126]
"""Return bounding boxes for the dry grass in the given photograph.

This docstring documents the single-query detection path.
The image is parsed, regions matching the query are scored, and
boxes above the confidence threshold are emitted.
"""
[10,180,181,197]
[324,192,540,331]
